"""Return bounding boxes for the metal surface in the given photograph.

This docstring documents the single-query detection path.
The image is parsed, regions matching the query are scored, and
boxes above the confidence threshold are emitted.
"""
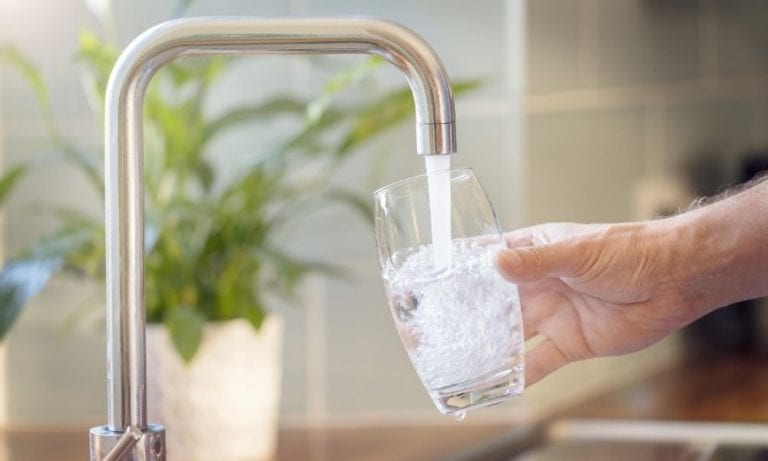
[91,16,456,460]
[101,426,142,461]
[90,425,165,461]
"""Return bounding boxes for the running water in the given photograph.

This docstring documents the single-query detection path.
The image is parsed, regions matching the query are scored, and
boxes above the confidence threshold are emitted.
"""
[425,155,452,269]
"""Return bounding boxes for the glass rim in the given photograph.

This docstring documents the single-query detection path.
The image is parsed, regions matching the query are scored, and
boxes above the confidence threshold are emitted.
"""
[373,167,475,197]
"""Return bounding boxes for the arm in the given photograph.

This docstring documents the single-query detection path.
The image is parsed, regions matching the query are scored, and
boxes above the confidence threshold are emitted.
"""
[672,178,768,314]
[495,177,768,386]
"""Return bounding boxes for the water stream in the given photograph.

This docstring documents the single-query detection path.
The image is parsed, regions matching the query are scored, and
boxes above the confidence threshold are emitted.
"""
[425,155,452,269]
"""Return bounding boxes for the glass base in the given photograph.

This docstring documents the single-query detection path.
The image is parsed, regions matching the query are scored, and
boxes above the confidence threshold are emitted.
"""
[428,365,524,416]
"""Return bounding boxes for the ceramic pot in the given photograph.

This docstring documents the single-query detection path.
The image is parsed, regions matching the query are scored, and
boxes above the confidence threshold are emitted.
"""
[147,317,283,461]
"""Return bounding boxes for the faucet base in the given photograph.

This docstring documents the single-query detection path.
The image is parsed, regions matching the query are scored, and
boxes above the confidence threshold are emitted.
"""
[90,424,166,461]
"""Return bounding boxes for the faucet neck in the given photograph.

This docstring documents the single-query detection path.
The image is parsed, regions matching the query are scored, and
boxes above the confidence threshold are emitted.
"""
[102,17,456,433]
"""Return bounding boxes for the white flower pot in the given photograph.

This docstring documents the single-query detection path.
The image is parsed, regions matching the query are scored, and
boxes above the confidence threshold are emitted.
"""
[147,316,284,461]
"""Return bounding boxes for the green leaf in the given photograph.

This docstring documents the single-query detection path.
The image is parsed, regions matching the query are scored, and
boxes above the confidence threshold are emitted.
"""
[195,160,214,191]
[0,258,62,340]
[165,57,227,90]
[0,165,26,205]
[75,30,119,109]
[202,97,306,143]
[31,204,102,230]
[239,299,266,332]
[3,43,484,361]
[322,187,374,226]
[12,224,105,281]
[257,247,309,294]
[166,308,205,363]
[54,145,104,195]
[2,43,107,195]
[0,47,60,142]
[0,47,51,116]
[306,56,384,124]
[76,31,118,72]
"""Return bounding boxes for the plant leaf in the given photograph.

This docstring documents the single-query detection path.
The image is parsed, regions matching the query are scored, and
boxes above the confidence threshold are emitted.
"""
[13,224,105,281]
[305,56,383,124]
[0,47,52,117]
[55,145,104,195]
[239,298,265,332]
[1,43,106,194]
[322,187,374,225]
[202,97,306,144]
[166,308,205,363]
[0,258,62,340]
[0,165,26,205]
[0,47,60,142]
[75,30,119,109]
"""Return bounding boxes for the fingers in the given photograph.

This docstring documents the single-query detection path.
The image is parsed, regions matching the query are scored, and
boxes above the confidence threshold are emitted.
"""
[495,242,587,283]
[524,337,570,387]
[504,222,598,248]
[518,282,565,340]
[504,227,536,248]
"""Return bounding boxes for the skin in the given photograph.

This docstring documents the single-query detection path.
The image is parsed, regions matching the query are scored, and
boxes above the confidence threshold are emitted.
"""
[495,178,768,387]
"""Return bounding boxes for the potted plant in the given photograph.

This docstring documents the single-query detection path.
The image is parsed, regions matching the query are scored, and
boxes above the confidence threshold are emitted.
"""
[1,1,477,459]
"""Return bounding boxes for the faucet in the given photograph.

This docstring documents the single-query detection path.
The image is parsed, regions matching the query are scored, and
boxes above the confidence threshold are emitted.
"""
[88,17,456,460]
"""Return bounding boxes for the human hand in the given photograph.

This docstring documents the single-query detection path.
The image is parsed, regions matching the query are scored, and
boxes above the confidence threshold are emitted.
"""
[495,221,696,386]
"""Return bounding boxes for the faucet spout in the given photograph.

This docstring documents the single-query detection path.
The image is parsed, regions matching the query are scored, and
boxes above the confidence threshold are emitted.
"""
[92,17,456,461]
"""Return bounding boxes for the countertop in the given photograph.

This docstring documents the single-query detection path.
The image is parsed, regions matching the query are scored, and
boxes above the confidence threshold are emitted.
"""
[5,355,768,460]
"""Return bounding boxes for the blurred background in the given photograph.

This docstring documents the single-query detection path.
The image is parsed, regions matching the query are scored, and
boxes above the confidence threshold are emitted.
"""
[1,0,768,460]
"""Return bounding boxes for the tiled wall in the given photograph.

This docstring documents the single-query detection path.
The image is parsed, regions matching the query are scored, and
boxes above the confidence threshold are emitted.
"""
[514,0,768,423]
[2,0,767,427]
[525,0,768,226]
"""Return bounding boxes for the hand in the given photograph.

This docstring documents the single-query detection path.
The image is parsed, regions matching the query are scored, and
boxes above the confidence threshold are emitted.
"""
[495,221,695,387]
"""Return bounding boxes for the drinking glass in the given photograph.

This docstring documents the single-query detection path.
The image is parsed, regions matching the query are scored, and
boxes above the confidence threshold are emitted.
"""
[374,168,524,416]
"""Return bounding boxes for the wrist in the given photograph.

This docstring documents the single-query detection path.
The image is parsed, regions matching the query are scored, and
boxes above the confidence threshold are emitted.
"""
[667,182,768,316]
[665,208,734,317]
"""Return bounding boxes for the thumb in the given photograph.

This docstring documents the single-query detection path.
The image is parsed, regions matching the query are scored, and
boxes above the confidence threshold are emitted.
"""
[494,243,586,283]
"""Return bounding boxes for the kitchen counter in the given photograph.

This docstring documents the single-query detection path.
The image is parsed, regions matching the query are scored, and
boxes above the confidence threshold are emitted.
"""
[559,354,768,422]
[5,355,768,460]
[0,423,514,461]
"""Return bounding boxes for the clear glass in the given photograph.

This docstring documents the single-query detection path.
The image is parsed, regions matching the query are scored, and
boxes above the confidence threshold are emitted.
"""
[374,168,524,416]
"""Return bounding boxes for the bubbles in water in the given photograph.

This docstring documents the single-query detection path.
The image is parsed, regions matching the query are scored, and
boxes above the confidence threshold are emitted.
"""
[454,411,466,422]
[384,241,524,391]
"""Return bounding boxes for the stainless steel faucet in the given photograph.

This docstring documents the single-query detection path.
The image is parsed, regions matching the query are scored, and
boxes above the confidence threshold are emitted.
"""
[89,17,456,460]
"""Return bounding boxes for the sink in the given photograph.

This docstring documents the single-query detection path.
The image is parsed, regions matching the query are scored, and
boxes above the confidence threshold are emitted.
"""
[446,419,768,461]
